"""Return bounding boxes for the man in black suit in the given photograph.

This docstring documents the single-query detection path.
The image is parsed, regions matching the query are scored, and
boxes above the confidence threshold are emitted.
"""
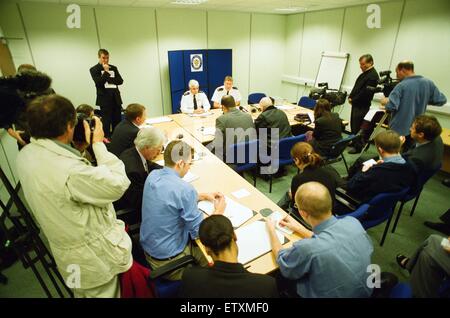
[348,54,379,153]
[115,127,165,222]
[108,103,147,157]
[90,49,124,138]
[180,215,279,298]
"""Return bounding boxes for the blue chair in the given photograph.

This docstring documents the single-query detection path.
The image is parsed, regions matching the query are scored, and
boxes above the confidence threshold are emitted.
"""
[338,187,410,246]
[225,139,259,186]
[389,283,413,298]
[391,164,442,233]
[247,93,266,105]
[297,96,316,109]
[322,134,360,174]
[259,134,306,193]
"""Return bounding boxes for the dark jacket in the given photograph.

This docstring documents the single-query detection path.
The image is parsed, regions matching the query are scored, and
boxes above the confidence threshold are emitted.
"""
[311,112,344,156]
[255,106,292,147]
[89,63,123,107]
[108,119,140,157]
[180,261,279,298]
[346,161,416,203]
[115,147,162,222]
[403,136,444,174]
[349,67,379,108]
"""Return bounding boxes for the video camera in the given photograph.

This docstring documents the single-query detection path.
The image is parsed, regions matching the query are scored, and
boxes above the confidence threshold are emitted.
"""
[367,70,399,97]
[73,113,96,144]
[309,82,347,107]
[0,70,52,128]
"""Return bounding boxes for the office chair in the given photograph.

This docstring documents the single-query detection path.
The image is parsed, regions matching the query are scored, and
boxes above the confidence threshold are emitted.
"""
[391,164,442,233]
[297,96,316,109]
[226,139,259,186]
[247,93,266,105]
[259,134,306,193]
[322,134,359,174]
[337,187,410,246]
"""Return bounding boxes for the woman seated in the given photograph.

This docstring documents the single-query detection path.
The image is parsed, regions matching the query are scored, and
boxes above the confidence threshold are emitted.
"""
[278,142,344,223]
[307,98,344,157]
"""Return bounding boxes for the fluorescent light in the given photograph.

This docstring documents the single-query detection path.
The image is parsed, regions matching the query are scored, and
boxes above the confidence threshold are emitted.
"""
[275,7,307,12]
[171,0,208,5]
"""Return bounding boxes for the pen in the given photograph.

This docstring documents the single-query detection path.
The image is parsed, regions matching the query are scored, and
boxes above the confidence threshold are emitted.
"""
[195,238,214,267]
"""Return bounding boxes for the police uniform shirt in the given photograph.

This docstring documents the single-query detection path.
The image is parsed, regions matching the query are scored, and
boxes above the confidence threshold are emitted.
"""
[180,90,211,114]
[211,86,242,104]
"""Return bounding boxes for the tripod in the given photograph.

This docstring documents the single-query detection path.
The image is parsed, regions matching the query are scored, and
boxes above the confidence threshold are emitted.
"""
[0,166,73,298]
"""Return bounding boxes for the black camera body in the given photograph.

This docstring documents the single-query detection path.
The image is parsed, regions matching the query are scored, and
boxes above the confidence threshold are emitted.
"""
[309,82,347,107]
[73,113,96,143]
[367,70,400,97]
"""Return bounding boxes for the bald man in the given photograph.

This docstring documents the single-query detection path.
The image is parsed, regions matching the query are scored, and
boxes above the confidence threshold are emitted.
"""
[266,181,374,298]
[254,97,292,146]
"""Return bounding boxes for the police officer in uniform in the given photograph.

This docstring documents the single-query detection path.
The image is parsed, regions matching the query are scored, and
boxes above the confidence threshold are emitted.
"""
[180,79,211,114]
[211,76,241,109]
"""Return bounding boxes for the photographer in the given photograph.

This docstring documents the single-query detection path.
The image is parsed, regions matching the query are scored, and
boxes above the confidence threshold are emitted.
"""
[381,61,447,152]
[348,54,379,153]
[17,94,132,297]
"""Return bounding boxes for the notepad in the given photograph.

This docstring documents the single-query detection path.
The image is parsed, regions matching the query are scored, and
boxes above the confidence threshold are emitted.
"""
[183,171,199,183]
[231,188,251,199]
[275,105,296,110]
[188,112,213,117]
[145,116,173,125]
[198,127,216,136]
[198,196,254,228]
[269,211,293,235]
[235,220,287,265]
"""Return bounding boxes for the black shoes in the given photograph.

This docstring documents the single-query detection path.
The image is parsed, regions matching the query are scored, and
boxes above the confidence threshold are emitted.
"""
[396,254,409,270]
[348,147,361,154]
[423,221,450,236]
[442,178,450,188]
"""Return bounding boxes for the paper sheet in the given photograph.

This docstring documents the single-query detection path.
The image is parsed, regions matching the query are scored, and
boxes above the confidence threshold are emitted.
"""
[363,109,384,121]
[101,70,117,89]
[275,105,296,110]
[236,220,286,265]
[198,196,254,228]
[182,171,199,183]
[269,211,293,235]
[188,112,213,117]
[198,127,216,136]
[307,112,315,122]
[145,116,173,125]
[231,188,251,199]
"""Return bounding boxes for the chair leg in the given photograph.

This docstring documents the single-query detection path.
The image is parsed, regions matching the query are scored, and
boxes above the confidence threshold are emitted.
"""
[410,192,422,217]
[392,201,405,233]
[269,175,273,193]
[253,170,257,187]
[341,154,349,174]
[380,214,394,246]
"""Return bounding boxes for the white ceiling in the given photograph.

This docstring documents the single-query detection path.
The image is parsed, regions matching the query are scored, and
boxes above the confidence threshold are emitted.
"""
[20,0,395,14]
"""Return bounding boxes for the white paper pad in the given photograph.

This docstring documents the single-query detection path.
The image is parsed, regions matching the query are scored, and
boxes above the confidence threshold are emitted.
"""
[182,171,199,183]
[188,112,213,117]
[145,117,173,125]
[307,112,315,122]
[231,188,251,199]
[198,196,254,228]
[270,211,293,235]
[275,105,296,110]
[236,220,286,265]
[363,109,384,121]
[101,70,117,89]
[199,127,216,136]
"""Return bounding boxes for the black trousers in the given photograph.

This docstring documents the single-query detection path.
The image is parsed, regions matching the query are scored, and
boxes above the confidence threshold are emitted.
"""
[100,101,122,138]
[350,104,370,134]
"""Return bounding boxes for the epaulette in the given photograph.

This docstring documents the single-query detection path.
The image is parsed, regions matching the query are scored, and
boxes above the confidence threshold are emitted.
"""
[233,86,238,90]
[183,91,190,96]
[217,87,224,91]
[199,91,205,94]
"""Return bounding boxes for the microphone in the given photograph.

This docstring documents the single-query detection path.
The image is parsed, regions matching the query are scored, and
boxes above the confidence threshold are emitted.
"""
[239,106,249,113]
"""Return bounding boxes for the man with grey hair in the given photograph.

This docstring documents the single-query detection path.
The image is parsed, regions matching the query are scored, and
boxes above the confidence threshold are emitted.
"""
[180,79,210,114]
[115,127,165,220]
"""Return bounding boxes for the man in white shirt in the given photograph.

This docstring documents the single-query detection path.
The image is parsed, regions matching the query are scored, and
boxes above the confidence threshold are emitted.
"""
[180,79,210,114]
[211,76,242,109]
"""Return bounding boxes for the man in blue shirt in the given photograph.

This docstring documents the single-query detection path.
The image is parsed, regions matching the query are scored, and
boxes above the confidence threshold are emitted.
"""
[140,140,226,280]
[381,61,446,152]
[266,181,374,298]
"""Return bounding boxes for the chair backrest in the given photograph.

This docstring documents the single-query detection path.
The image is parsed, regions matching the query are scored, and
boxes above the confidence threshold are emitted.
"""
[278,134,307,163]
[362,187,410,228]
[409,163,442,196]
[298,96,316,109]
[247,93,266,105]
[226,139,259,169]
[326,134,358,159]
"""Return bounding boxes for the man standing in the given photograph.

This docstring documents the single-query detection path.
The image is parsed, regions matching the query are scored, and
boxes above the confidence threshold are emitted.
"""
[348,54,379,153]
[90,49,124,138]
[211,76,242,109]
[180,79,210,114]
[17,95,132,297]
[381,61,447,151]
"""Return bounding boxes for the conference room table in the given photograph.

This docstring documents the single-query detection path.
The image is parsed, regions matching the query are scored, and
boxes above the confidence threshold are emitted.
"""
[148,119,304,275]
[168,104,315,144]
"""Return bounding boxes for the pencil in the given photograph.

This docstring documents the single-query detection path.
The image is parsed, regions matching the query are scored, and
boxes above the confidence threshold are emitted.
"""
[195,238,214,266]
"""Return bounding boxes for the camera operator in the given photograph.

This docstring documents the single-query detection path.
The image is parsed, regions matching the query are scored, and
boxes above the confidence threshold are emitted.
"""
[347,54,379,153]
[17,94,132,297]
[72,111,97,164]
[381,61,447,152]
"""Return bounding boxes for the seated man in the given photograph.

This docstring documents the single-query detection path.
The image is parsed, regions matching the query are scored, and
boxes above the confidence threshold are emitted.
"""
[214,95,255,162]
[140,140,226,280]
[180,215,278,298]
[255,96,292,147]
[344,130,416,203]
[403,114,443,173]
[180,79,210,114]
[115,127,165,222]
[211,76,242,109]
[396,234,450,298]
[266,182,374,298]
[108,103,147,157]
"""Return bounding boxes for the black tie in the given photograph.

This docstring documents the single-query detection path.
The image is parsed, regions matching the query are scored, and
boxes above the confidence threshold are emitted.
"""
[226,90,229,95]
[193,95,198,110]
